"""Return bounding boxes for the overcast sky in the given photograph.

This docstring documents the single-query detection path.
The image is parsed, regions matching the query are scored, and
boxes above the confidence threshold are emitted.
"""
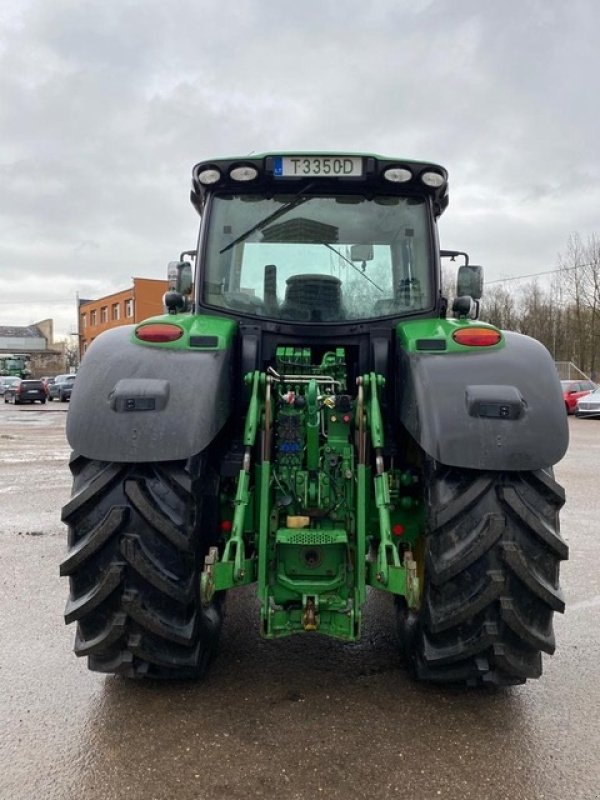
[0,0,598,338]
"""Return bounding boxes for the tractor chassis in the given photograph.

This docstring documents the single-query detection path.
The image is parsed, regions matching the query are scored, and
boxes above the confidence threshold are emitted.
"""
[200,350,421,642]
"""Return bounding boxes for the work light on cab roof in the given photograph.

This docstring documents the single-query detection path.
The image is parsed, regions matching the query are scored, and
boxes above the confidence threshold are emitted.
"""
[230,165,259,182]
[197,167,221,185]
[420,171,446,188]
[383,167,412,183]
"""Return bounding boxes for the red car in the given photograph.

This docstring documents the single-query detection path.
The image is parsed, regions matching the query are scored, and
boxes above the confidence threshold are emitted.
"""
[561,379,596,414]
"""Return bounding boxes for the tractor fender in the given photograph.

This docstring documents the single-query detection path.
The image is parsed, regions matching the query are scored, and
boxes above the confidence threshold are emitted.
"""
[66,326,232,462]
[398,331,568,471]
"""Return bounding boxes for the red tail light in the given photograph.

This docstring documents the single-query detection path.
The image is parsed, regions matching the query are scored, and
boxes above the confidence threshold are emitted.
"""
[135,324,183,343]
[453,327,502,347]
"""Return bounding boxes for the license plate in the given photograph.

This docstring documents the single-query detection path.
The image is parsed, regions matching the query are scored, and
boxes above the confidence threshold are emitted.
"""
[273,156,363,178]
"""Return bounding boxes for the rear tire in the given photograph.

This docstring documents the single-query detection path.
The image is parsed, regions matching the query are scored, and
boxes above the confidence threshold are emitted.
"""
[61,454,224,679]
[398,466,567,686]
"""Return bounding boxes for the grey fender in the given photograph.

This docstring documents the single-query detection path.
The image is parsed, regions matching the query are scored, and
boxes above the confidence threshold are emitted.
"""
[398,331,568,471]
[66,326,232,462]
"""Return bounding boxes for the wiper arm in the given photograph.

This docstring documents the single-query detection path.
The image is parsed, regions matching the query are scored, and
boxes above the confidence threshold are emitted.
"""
[323,244,384,293]
[219,187,313,254]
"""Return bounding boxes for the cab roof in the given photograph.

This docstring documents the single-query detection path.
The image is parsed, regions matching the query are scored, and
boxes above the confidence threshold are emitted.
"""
[190,152,449,218]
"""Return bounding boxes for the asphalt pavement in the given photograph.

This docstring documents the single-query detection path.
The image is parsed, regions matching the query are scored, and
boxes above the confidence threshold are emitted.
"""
[0,401,598,800]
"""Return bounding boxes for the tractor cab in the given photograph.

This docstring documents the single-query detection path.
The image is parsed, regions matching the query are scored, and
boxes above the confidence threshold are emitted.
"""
[173,154,453,327]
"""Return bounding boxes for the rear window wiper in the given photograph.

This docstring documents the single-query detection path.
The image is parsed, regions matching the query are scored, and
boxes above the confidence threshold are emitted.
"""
[219,186,313,254]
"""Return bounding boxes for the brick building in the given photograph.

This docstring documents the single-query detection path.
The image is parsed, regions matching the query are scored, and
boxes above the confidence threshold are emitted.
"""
[78,278,168,360]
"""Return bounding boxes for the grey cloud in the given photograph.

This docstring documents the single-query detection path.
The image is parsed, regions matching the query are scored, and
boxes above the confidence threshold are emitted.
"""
[0,0,599,334]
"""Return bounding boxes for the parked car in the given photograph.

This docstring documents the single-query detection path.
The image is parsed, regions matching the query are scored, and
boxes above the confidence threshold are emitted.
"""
[48,374,76,402]
[575,387,600,418]
[561,379,596,414]
[0,376,21,396]
[40,376,56,397]
[4,378,47,404]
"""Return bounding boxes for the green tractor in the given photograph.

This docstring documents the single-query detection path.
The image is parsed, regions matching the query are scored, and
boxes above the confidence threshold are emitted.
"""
[61,153,568,686]
[0,353,31,377]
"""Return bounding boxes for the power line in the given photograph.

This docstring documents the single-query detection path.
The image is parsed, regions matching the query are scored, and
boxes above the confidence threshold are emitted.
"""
[486,261,598,285]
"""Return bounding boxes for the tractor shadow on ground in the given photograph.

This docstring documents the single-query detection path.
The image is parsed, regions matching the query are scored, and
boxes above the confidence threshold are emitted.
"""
[75,586,536,800]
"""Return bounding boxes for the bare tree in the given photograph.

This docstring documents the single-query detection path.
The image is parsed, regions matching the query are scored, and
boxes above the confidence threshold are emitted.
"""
[58,336,80,369]
[446,234,600,378]
[558,233,600,376]
[480,283,519,331]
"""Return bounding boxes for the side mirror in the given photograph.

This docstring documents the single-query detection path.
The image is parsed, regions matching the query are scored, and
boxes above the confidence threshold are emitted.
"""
[164,261,193,313]
[456,264,483,300]
[168,261,193,295]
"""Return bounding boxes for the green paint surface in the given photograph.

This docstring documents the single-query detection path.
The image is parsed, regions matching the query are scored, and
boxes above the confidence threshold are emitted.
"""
[202,346,425,643]
[396,317,504,353]
[131,313,237,350]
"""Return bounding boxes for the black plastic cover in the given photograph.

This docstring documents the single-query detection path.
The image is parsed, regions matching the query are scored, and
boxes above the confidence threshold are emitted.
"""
[398,331,568,470]
[465,384,525,420]
[66,326,232,463]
